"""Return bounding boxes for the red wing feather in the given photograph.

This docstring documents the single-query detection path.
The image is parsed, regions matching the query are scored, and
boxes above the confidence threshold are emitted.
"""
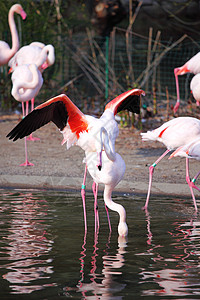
[36,94,89,138]
[7,94,89,141]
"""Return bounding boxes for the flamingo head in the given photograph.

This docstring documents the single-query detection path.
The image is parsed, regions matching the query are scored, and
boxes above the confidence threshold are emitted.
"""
[8,67,13,74]
[19,7,27,20]
[174,65,189,76]
[118,221,128,237]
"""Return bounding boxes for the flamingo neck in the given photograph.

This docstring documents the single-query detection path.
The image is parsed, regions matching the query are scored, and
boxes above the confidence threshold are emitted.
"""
[99,127,116,162]
[104,185,128,236]
[11,64,41,102]
[36,45,55,69]
[8,6,20,58]
[174,72,180,101]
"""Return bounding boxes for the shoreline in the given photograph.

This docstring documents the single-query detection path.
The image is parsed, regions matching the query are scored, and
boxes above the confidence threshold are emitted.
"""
[1,114,200,202]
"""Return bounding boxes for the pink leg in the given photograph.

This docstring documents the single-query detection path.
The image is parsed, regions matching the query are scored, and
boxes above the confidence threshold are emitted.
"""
[104,203,112,232]
[173,69,180,114]
[185,158,198,211]
[27,98,40,141]
[93,180,111,232]
[190,170,200,192]
[81,164,87,233]
[92,182,99,233]
[20,101,34,167]
[145,210,152,245]
[143,149,170,210]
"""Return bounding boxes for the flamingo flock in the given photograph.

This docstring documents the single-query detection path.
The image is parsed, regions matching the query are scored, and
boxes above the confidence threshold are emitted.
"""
[4,4,200,237]
[0,4,55,166]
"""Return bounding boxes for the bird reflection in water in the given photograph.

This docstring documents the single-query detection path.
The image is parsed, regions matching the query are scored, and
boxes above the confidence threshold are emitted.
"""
[1,191,55,294]
[140,210,200,296]
[63,231,127,299]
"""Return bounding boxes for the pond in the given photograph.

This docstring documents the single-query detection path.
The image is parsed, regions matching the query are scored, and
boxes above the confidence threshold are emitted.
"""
[0,188,200,299]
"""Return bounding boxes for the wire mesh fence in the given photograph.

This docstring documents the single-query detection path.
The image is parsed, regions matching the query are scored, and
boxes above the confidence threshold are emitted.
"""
[1,27,200,118]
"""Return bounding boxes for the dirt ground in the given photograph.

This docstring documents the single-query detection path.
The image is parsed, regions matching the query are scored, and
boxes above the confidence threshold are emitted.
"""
[1,112,200,200]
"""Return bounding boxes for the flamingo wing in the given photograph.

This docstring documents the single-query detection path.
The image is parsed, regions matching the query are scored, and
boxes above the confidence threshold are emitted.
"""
[105,88,145,115]
[7,94,89,141]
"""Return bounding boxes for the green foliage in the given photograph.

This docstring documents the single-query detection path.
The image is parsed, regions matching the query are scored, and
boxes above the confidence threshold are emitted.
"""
[0,0,90,44]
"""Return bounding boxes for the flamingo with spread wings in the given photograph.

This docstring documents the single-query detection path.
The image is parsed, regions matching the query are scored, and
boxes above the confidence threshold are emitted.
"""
[7,89,145,236]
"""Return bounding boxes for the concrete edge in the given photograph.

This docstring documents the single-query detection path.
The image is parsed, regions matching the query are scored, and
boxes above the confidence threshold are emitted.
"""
[0,174,195,199]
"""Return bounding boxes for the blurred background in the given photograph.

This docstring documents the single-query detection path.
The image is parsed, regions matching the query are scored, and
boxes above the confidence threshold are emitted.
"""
[1,0,200,118]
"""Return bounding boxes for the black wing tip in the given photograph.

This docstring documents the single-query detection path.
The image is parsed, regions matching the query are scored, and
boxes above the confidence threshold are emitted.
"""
[116,94,141,114]
[6,99,69,142]
[6,132,21,141]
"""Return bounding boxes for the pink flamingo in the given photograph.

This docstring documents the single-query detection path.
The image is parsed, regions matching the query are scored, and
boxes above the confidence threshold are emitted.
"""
[190,73,200,106]
[141,116,200,211]
[170,138,200,205]
[9,43,55,141]
[174,52,200,113]
[11,59,44,166]
[7,89,145,236]
[8,43,55,73]
[0,4,26,66]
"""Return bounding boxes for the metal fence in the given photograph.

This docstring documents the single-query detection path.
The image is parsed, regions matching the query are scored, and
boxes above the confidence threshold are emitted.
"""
[1,28,200,116]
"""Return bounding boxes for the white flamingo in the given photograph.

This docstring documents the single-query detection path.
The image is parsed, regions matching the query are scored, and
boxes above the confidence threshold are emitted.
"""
[8,43,55,73]
[174,52,200,113]
[7,89,145,236]
[141,116,200,211]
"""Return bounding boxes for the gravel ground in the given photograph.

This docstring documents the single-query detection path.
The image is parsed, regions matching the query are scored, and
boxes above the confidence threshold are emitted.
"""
[1,113,200,202]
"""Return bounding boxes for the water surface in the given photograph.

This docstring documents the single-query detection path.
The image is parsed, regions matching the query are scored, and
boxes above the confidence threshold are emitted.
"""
[0,189,200,299]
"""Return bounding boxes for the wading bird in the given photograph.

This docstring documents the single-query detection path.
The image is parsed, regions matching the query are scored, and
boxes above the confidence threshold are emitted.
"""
[170,138,200,203]
[0,4,26,66]
[7,89,145,236]
[10,56,44,165]
[141,116,200,211]
[9,43,55,141]
[8,43,55,73]
[174,52,200,113]
[190,73,200,106]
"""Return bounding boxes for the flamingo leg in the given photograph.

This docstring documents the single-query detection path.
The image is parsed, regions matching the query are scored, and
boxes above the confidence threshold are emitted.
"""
[92,181,111,232]
[185,158,198,211]
[105,204,112,233]
[173,68,180,114]
[145,210,152,245]
[27,98,40,141]
[20,101,34,167]
[92,182,99,233]
[143,149,170,210]
[190,170,200,192]
[81,164,87,233]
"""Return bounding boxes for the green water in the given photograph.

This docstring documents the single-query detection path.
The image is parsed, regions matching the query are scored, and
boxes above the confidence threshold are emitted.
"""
[0,189,200,299]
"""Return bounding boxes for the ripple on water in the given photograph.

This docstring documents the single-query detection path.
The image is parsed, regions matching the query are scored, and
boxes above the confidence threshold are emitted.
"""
[0,189,200,298]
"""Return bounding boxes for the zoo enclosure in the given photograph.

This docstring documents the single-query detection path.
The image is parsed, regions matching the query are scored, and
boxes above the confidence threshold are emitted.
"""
[0,26,199,115]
